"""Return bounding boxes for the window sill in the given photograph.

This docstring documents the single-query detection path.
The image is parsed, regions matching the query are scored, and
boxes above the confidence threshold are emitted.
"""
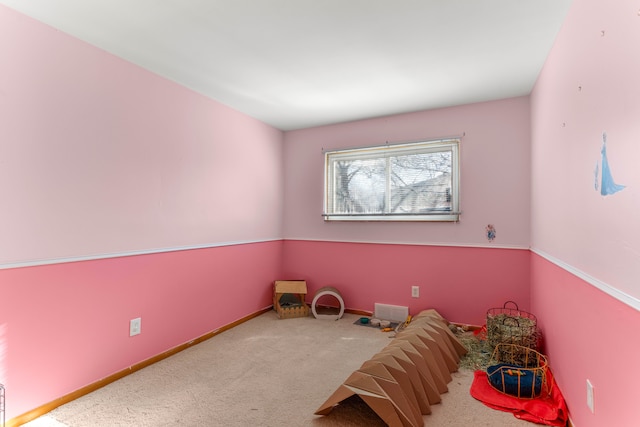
[323,213,460,222]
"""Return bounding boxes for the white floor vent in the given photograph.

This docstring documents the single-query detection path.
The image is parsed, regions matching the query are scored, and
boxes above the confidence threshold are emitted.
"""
[374,303,409,322]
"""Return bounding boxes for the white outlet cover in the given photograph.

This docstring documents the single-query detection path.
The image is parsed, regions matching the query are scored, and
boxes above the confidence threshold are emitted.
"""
[586,379,595,413]
[130,317,141,336]
[411,286,420,298]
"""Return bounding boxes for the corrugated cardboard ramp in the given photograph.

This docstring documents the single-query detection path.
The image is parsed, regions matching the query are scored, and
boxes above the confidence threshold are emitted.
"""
[315,309,468,427]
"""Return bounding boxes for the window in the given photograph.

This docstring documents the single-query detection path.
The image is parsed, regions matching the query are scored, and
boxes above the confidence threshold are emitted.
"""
[323,139,460,221]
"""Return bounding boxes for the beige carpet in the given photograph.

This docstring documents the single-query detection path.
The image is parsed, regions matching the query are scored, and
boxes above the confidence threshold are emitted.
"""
[24,311,526,426]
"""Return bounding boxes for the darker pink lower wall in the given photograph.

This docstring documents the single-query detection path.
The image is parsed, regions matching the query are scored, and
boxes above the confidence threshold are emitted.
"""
[18,240,632,425]
[1,240,282,420]
[282,240,530,325]
[530,253,640,427]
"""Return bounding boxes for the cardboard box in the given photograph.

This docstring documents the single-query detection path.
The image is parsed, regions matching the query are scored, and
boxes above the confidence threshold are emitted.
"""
[273,280,309,319]
[411,310,468,357]
[315,308,469,426]
[391,334,449,393]
[405,321,459,371]
[408,317,467,361]
[359,359,428,417]
[379,344,443,404]
[368,353,432,416]
[395,329,452,384]
[315,371,424,427]
[370,350,438,406]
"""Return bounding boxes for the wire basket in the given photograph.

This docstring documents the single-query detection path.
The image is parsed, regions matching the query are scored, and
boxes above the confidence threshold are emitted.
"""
[487,343,550,399]
[486,301,539,350]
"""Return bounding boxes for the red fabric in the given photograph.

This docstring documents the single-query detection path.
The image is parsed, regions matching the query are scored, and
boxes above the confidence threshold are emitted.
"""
[470,368,568,426]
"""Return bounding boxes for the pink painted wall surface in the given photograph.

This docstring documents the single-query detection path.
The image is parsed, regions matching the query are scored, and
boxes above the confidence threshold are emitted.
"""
[0,241,282,420]
[530,254,640,427]
[0,6,284,265]
[531,0,640,425]
[12,1,640,425]
[530,0,640,302]
[283,97,531,248]
[0,6,285,421]
[283,240,530,326]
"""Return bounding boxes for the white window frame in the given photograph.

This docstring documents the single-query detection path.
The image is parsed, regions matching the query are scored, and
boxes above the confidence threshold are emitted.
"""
[323,139,460,222]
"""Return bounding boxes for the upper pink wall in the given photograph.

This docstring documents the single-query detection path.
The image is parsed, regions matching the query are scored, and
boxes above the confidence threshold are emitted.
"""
[530,0,640,304]
[531,0,640,426]
[0,6,285,421]
[0,6,284,266]
[283,97,531,248]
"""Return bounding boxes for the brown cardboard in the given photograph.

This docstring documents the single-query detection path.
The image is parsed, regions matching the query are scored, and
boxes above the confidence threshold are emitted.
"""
[359,359,428,417]
[410,315,468,357]
[273,280,309,319]
[413,308,446,321]
[393,331,449,392]
[351,374,423,427]
[423,317,468,357]
[395,329,452,384]
[387,340,448,395]
[378,345,442,405]
[369,353,432,415]
[406,322,459,366]
[274,280,307,294]
[406,322,459,372]
[315,308,467,425]
[315,371,424,427]
[409,318,460,363]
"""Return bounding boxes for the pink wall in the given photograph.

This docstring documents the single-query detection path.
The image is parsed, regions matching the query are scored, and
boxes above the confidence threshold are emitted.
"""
[281,97,533,337]
[283,96,532,248]
[0,6,284,265]
[530,0,640,302]
[8,1,640,425]
[283,240,530,326]
[0,6,285,421]
[0,241,282,419]
[531,254,640,427]
[531,0,640,426]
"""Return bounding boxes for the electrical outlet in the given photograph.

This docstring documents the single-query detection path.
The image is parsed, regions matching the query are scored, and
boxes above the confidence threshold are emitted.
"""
[130,317,141,336]
[411,286,420,298]
[586,379,595,413]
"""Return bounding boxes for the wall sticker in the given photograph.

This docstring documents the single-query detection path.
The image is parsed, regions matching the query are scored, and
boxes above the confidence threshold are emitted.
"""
[486,224,496,242]
[595,132,625,196]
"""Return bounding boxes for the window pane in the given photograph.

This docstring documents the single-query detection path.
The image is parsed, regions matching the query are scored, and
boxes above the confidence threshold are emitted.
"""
[332,158,386,213]
[390,151,452,213]
[324,139,459,221]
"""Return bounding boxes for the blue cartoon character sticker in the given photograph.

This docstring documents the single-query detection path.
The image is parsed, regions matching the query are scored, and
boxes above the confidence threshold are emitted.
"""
[596,132,625,196]
[486,224,496,242]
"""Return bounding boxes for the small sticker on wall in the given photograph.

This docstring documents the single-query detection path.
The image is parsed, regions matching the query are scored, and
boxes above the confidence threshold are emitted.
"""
[486,224,496,242]
[595,132,626,196]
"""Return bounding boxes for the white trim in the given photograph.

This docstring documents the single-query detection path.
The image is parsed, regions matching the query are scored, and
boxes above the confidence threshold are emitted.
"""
[284,237,529,250]
[531,248,640,312]
[0,238,282,270]
[0,237,537,270]
[323,138,460,222]
[323,213,460,222]
[7,239,636,313]
[0,238,530,270]
[321,134,465,154]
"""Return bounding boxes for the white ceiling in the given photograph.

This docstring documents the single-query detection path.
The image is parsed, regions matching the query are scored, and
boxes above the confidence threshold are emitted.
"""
[1,0,573,131]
